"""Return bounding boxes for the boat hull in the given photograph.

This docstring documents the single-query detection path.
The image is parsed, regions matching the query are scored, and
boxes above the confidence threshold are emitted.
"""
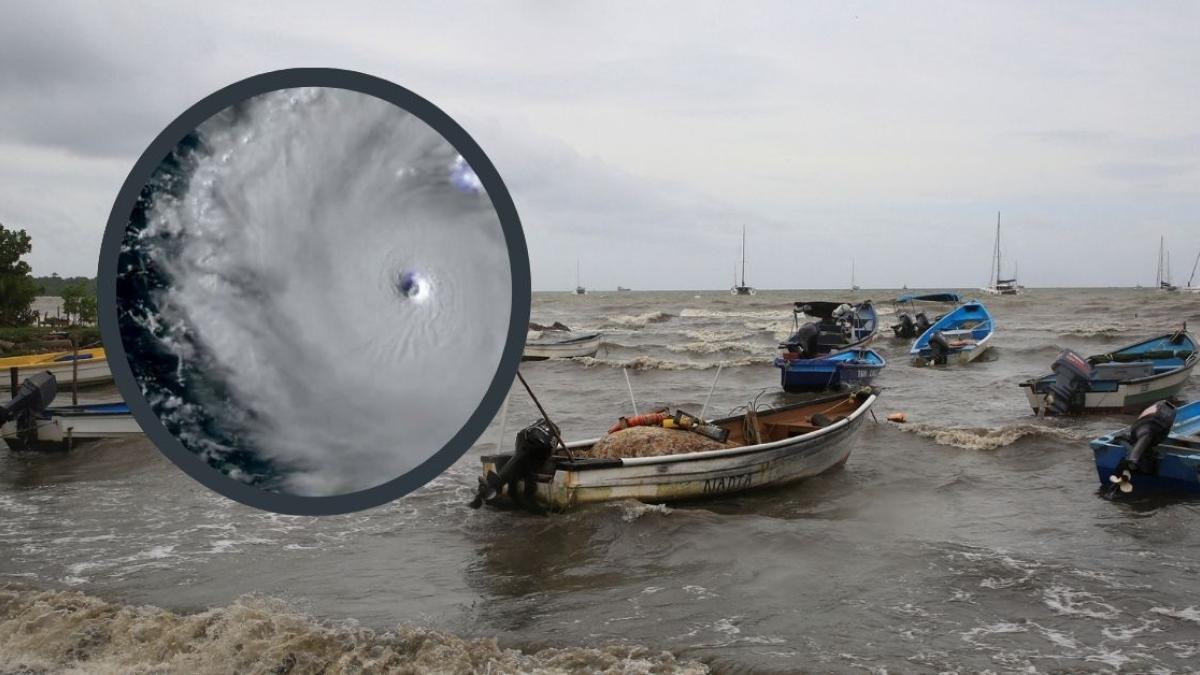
[2,403,141,452]
[0,350,111,391]
[1090,401,1200,495]
[522,333,602,361]
[481,392,877,510]
[909,300,994,366]
[775,349,885,393]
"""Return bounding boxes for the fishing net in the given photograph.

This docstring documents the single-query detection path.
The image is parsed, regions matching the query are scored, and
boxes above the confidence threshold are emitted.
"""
[584,425,735,459]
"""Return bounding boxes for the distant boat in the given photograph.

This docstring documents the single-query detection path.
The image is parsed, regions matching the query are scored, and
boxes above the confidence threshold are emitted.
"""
[909,299,994,366]
[1091,400,1200,496]
[617,286,632,292]
[1020,327,1197,415]
[1183,246,1199,293]
[574,257,586,295]
[850,259,860,291]
[980,212,1023,295]
[1157,236,1179,292]
[731,226,755,295]
[523,331,602,361]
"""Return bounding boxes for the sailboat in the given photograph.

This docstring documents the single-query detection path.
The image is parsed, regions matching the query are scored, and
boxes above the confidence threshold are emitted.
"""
[1157,237,1179,292]
[574,258,586,295]
[1186,247,1200,293]
[980,212,1023,295]
[731,226,755,295]
[850,259,861,291]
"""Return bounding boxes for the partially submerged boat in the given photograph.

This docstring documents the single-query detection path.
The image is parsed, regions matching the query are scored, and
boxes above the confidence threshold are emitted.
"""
[775,348,885,392]
[1091,400,1200,496]
[472,388,879,511]
[1,372,140,452]
[890,292,961,338]
[523,331,602,361]
[1019,328,1197,415]
[0,347,111,392]
[909,300,994,365]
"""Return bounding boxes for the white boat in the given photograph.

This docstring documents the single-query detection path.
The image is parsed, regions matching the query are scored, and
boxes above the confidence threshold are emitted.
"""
[980,212,1023,295]
[1184,247,1199,292]
[1,372,141,452]
[523,331,602,361]
[0,347,111,392]
[1157,236,1179,292]
[731,226,755,295]
[574,258,586,295]
[474,388,878,511]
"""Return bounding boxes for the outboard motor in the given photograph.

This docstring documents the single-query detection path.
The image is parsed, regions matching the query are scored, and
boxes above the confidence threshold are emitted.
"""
[0,372,57,452]
[892,313,916,338]
[1108,401,1177,494]
[915,312,932,335]
[1047,349,1093,415]
[781,322,819,356]
[928,331,951,365]
[470,418,558,511]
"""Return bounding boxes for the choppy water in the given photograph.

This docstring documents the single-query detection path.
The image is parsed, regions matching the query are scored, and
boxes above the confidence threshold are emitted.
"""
[3,288,1200,673]
[115,87,511,496]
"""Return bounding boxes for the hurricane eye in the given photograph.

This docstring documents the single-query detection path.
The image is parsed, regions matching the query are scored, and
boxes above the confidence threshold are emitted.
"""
[397,270,428,300]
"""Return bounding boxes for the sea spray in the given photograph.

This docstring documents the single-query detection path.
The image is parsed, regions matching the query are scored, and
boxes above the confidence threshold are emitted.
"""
[118,88,512,496]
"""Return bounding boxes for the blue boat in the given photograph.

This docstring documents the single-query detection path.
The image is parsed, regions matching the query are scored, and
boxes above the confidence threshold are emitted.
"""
[1019,329,1197,415]
[775,300,881,392]
[890,292,961,338]
[1090,400,1200,496]
[775,347,886,393]
[909,299,994,366]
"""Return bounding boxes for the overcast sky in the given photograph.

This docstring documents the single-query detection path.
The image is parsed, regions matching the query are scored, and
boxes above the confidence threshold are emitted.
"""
[1,2,1197,290]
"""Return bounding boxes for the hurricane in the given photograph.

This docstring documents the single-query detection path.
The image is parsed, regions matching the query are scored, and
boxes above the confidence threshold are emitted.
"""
[116,87,512,496]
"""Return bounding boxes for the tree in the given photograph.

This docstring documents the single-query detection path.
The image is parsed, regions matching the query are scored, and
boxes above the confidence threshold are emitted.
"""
[61,280,91,325]
[0,223,38,326]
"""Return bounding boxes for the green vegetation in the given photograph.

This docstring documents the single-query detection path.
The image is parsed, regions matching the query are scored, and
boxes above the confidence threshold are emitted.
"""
[0,326,101,357]
[0,223,38,326]
[34,274,97,297]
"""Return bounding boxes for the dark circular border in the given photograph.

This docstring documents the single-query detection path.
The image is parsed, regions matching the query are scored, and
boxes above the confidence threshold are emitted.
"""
[97,68,530,515]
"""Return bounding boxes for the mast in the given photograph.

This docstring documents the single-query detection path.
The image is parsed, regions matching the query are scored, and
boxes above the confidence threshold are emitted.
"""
[1158,236,1164,287]
[994,212,1002,287]
[1189,248,1200,288]
[740,226,747,287]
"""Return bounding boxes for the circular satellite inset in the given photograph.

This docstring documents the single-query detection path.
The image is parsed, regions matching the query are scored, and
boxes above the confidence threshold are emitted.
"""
[98,70,529,514]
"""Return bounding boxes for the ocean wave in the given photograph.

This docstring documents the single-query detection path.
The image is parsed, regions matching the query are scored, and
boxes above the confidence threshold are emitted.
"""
[603,311,674,329]
[665,341,760,356]
[0,588,707,675]
[575,355,774,371]
[897,422,1090,450]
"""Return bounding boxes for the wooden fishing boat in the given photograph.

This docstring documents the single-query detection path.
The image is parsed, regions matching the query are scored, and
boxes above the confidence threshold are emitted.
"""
[474,388,878,511]
[909,300,993,365]
[523,332,602,361]
[0,347,111,391]
[1091,400,1200,496]
[1019,329,1197,415]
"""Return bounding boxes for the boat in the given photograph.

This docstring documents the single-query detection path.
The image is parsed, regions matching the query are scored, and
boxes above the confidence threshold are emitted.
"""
[774,347,885,392]
[774,300,881,392]
[523,331,603,361]
[573,255,588,293]
[980,212,1023,295]
[850,259,861,291]
[890,292,962,338]
[909,299,994,365]
[0,347,111,392]
[1157,236,1179,292]
[617,286,632,292]
[1090,400,1200,496]
[731,226,755,295]
[472,387,879,511]
[1184,247,1200,293]
[1019,328,1197,415]
[1,372,141,452]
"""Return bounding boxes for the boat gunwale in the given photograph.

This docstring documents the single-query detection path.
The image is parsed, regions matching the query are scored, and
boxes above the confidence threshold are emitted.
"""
[549,391,877,470]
